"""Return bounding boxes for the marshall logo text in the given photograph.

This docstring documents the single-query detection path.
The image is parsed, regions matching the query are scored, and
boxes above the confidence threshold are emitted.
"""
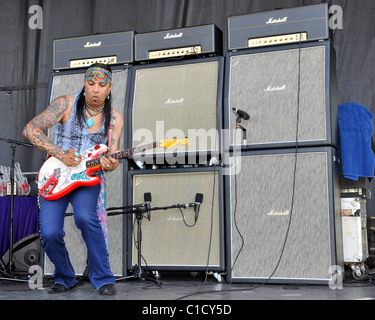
[266,17,288,24]
[84,41,102,48]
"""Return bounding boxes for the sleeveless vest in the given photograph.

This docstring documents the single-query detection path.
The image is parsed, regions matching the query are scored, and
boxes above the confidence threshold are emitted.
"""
[54,93,108,152]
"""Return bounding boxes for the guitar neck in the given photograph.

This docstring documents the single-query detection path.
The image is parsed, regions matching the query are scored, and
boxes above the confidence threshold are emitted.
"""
[86,142,158,168]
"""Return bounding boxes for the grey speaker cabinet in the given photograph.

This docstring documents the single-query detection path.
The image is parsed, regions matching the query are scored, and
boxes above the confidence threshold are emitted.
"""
[127,167,225,272]
[224,40,338,151]
[128,57,224,164]
[225,147,343,284]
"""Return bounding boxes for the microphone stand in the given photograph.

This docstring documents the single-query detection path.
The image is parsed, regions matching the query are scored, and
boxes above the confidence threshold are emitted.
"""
[107,203,161,284]
[235,116,247,146]
[107,202,194,285]
[0,138,33,277]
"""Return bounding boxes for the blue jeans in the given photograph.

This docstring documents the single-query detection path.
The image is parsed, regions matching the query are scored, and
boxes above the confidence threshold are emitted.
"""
[39,184,115,290]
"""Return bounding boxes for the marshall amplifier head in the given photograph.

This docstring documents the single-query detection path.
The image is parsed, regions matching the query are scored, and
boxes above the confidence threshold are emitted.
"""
[135,24,222,61]
[53,31,135,70]
[228,4,329,51]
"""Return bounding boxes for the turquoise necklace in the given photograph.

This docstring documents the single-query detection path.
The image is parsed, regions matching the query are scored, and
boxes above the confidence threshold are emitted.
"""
[85,101,104,128]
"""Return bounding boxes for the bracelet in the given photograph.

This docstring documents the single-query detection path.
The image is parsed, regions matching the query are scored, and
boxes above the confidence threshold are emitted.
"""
[59,151,66,161]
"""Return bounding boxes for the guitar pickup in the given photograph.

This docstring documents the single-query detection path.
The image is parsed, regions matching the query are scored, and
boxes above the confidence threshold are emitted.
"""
[54,168,61,179]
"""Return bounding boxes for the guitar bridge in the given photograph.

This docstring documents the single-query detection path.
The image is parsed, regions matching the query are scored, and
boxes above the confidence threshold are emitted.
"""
[91,170,100,177]
[46,182,55,193]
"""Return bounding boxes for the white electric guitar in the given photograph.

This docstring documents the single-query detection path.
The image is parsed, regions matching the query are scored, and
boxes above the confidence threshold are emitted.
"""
[37,137,188,200]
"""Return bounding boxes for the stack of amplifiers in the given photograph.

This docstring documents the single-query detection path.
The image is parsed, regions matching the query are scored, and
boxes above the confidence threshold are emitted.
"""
[43,66,132,276]
[225,147,343,284]
[53,31,135,70]
[228,4,330,51]
[224,4,342,285]
[224,39,338,150]
[127,167,225,271]
[129,56,224,165]
[135,24,222,62]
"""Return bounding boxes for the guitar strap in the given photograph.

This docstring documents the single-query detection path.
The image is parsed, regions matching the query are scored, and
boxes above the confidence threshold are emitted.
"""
[108,110,117,150]
[96,109,117,250]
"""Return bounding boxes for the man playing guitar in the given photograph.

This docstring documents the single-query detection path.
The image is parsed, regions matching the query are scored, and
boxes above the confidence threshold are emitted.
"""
[23,63,122,295]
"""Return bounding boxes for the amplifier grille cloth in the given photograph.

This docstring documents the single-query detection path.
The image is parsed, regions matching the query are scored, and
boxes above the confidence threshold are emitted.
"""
[229,46,326,147]
[229,151,335,281]
[132,61,220,155]
[131,171,222,268]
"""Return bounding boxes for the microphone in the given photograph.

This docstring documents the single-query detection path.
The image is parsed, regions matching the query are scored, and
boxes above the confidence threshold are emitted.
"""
[144,192,152,220]
[194,193,203,213]
[232,108,250,120]
[182,193,203,211]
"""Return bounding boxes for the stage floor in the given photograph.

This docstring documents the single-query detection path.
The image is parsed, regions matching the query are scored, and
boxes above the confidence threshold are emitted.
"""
[0,271,374,302]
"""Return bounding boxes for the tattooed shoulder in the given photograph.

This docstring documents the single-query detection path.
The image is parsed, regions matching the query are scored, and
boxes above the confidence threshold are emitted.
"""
[48,95,72,121]
[34,95,73,130]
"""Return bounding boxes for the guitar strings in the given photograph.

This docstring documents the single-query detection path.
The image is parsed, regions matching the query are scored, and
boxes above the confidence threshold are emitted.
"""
[39,138,184,193]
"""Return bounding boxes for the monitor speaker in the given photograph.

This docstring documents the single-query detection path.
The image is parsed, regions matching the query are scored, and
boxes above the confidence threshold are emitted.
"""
[43,67,131,276]
[130,57,224,163]
[128,168,224,271]
[225,40,338,150]
[2,233,41,273]
[225,147,343,284]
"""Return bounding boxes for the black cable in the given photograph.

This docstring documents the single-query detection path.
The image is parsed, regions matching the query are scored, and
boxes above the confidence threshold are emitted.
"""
[176,136,218,300]
[202,167,216,285]
[229,35,303,290]
[177,207,198,227]
[252,34,303,287]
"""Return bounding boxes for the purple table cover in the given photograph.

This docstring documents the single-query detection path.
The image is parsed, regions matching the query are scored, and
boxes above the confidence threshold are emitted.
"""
[0,196,39,257]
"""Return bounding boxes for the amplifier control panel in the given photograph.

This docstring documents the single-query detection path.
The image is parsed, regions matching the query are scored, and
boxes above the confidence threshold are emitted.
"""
[148,46,202,60]
[69,56,117,68]
[248,32,307,48]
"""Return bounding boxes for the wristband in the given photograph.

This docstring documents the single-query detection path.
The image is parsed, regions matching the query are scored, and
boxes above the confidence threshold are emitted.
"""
[59,151,66,161]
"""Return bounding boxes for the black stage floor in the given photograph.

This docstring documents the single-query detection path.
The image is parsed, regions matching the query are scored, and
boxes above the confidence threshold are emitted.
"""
[0,271,374,302]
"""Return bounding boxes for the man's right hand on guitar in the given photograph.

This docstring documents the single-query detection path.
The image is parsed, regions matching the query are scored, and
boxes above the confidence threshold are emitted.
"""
[60,148,82,167]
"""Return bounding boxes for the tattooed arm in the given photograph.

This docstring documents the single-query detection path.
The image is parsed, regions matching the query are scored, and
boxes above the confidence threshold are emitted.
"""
[22,95,73,161]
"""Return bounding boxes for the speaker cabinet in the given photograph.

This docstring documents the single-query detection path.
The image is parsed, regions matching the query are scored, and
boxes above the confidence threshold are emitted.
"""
[2,233,41,273]
[127,167,224,271]
[129,57,224,164]
[224,40,338,150]
[43,66,131,276]
[225,147,343,284]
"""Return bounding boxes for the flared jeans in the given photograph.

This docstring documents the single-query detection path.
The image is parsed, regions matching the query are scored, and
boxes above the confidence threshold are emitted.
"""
[39,184,115,290]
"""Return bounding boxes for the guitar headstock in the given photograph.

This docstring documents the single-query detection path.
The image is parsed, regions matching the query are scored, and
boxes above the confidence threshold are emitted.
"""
[159,137,189,149]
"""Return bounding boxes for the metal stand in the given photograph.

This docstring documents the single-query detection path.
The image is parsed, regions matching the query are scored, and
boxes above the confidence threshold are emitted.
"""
[107,195,202,285]
[107,203,162,285]
[235,117,247,146]
[232,108,249,146]
[132,208,162,284]
[0,138,33,279]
